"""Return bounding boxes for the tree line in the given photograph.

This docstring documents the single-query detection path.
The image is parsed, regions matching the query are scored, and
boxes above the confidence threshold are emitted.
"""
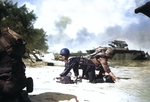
[0,0,48,52]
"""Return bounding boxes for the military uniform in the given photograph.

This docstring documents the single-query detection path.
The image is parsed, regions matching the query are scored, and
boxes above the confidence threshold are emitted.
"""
[0,28,32,102]
[89,47,117,82]
[60,56,114,83]
[60,47,116,83]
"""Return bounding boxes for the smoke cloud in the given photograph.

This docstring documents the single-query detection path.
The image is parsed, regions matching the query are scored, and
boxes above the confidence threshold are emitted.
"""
[47,0,150,54]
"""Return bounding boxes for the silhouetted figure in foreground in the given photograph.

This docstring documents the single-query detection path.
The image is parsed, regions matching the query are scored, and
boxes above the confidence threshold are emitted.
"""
[135,1,150,18]
[0,27,33,102]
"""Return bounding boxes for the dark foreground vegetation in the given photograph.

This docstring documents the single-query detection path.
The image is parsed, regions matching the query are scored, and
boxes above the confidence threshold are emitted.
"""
[0,0,48,53]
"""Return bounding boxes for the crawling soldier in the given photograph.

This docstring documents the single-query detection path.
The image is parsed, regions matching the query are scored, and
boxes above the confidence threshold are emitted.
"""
[59,48,118,83]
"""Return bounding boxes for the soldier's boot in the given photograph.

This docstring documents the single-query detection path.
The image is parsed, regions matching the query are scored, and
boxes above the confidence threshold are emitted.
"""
[18,90,32,102]
[105,75,114,83]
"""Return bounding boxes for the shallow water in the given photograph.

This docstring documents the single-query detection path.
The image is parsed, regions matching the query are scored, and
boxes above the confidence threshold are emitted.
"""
[26,60,150,102]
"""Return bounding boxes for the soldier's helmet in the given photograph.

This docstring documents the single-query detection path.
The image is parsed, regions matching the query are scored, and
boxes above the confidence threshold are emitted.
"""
[105,48,115,58]
[60,48,70,55]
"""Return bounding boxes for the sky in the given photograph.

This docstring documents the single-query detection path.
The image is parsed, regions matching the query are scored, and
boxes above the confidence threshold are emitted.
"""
[13,0,150,53]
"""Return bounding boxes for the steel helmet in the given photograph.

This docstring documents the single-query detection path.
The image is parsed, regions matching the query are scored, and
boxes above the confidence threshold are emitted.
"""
[105,48,115,58]
[60,48,70,55]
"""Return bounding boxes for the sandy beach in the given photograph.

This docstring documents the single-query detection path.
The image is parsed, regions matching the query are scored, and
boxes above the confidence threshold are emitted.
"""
[24,59,150,102]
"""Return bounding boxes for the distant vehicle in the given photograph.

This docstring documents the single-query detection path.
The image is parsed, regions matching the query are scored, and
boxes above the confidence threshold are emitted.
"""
[86,40,149,60]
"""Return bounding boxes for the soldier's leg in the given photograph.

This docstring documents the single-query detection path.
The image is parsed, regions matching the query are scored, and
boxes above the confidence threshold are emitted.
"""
[82,68,89,79]
[87,66,96,83]
[0,80,19,102]
[18,90,31,102]
[95,71,104,83]
[0,80,4,102]
[88,68,104,83]
[0,93,20,102]
[0,80,5,91]
[2,80,31,102]
[2,80,19,94]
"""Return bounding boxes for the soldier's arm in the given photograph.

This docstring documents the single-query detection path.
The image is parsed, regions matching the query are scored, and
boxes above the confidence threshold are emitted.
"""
[108,72,117,81]
[60,66,72,76]
[100,57,117,81]
[60,62,73,76]
[60,58,79,76]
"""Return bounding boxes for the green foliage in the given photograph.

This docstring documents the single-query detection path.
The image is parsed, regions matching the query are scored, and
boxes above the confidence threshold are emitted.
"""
[70,51,88,57]
[53,51,88,61]
[0,0,36,29]
[0,0,48,52]
[53,53,61,60]
[29,28,48,52]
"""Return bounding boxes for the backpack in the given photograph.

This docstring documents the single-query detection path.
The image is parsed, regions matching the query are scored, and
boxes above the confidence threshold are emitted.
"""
[0,27,26,56]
